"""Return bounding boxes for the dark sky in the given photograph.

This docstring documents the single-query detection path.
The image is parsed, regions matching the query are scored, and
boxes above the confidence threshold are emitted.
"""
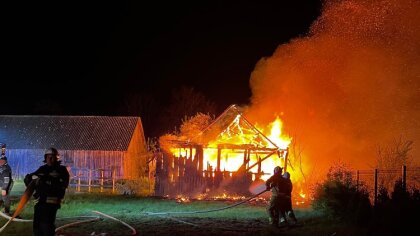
[3,1,321,116]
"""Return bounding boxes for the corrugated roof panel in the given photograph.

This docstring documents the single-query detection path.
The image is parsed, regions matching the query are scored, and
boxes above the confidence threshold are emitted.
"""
[0,116,141,151]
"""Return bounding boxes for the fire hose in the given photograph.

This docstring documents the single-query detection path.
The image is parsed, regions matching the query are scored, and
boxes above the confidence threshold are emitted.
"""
[1,185,267,234]
[0,179,135,235]
[144,189,268,216]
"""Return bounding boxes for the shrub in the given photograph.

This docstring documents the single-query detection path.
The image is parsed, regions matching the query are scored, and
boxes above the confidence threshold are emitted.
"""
[115,177,153,196]
[312,163,372,226]
[371,180,420,235]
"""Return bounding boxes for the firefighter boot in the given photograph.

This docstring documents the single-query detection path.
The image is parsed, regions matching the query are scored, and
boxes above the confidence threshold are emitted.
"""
[288,211,298,224]
[268,217,278,227]
[279,216,289,227]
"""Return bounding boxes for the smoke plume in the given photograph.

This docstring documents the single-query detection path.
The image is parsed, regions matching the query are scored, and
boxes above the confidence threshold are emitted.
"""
[247,0,420,174]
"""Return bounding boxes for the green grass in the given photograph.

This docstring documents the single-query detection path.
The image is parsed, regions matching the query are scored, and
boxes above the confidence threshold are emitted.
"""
[2,181,367,236]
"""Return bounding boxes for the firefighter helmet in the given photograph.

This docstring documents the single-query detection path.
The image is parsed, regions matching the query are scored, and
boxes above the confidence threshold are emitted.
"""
[283,171,290,179]
[44,147,59,162]
[0,155,7,161]
[274,166,282,175]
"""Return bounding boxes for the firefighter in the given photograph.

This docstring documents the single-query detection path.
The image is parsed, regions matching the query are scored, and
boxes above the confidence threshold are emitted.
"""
[0,154,13,215]
[281,171,298,224]
[265,166,288,227]
[24,148,70,236]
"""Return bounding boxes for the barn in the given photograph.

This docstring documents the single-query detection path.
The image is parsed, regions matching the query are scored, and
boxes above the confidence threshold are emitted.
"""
[156,105,288,197]
[0,116,150,190]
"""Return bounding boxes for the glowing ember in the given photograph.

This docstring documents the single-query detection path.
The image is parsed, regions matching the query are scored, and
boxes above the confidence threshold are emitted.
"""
[212,193,246,201]
[175,195,191,203]
[299,191,306,199]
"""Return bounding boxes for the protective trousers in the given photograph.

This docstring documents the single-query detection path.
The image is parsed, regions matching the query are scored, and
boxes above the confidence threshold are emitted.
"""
[267,195,281,225]
[0,188,10,214]
[33,203,59,236]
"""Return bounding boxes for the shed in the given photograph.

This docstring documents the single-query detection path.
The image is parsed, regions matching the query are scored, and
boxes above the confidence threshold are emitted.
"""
[0,115,148,181]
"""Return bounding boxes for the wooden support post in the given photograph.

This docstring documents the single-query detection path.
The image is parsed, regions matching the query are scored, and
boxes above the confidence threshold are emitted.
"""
[374,169,378,206]
[283,148,289,172]
[247,149,251,169]
[216,146,221,172]
[402,165,406,191]
[198,146,203,173]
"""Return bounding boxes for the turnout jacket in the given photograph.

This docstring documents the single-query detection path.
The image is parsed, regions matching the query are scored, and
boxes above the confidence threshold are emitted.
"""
[265,173,288,196]
[0,163,12,190]
[25,163,70,205]
[284,178,293,197]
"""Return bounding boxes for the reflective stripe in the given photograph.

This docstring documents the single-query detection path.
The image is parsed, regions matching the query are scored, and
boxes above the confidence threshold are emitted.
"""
[4,177,9,184]
[46,197,61,204]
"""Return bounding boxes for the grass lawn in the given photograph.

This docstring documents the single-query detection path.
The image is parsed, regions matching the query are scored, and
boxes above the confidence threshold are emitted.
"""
[1,181,367,236]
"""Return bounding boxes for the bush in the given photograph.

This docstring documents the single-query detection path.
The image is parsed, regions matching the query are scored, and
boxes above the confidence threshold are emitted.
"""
[312,163,372,226]
[313,163,420,234]
[115,177,153,196]
[371,180,420,235]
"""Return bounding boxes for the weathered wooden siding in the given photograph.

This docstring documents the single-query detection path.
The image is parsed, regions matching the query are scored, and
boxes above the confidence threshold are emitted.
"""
[6,149,124,179]
[61,150,124,179]
[124,119,148,180]
[6,149,45,178]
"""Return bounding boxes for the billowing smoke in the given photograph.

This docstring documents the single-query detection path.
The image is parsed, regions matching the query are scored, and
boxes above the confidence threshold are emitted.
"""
[247,0,420,175]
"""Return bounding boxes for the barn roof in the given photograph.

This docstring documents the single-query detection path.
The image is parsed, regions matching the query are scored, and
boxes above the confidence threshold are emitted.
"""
[0,116,141,151]
[193,105,278,149]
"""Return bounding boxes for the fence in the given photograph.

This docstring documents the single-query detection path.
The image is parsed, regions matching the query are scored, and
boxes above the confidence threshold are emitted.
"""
[354,165,420,205]
[68,167,121,193]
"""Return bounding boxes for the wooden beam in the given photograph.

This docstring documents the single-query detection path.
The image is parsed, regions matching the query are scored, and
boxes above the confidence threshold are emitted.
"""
[216,147,221,172]
[245,151,277,172]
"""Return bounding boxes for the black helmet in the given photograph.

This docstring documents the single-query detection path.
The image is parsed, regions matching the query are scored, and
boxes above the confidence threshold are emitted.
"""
[274,166,282,175]
[0,155,7,161]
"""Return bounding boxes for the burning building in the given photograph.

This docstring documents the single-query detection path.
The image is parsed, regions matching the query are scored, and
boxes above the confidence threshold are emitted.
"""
[155,105,290,197]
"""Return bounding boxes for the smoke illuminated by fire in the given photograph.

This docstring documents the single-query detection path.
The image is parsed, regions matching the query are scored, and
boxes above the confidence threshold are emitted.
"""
[162,0,419,204]
[247,0,420,185]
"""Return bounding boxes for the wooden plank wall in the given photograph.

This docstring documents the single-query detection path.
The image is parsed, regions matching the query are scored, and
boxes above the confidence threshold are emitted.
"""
[6,149,45,179]
[61,150,124,179]
[124,119,149,180]
[155,146,257,196]
[6,149,125,180]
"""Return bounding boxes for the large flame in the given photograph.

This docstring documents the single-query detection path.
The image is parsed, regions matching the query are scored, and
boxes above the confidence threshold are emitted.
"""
[167,115,309,203]
[198,117,291,181]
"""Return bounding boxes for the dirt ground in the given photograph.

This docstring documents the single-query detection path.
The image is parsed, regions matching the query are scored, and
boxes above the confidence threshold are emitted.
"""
[54,216,303,236]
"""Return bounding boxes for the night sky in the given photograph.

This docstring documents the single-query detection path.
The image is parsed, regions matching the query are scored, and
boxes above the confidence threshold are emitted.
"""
[3,1,321,135]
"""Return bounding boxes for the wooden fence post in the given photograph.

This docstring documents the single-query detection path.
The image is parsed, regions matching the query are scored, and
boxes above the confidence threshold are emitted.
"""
[374,169,378,206]
[88,169,92,193]
[100,169,104,193]
[77,169,81,192]
[112,167,116,193]
[402,165,407,191]
[356,170,360,191]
